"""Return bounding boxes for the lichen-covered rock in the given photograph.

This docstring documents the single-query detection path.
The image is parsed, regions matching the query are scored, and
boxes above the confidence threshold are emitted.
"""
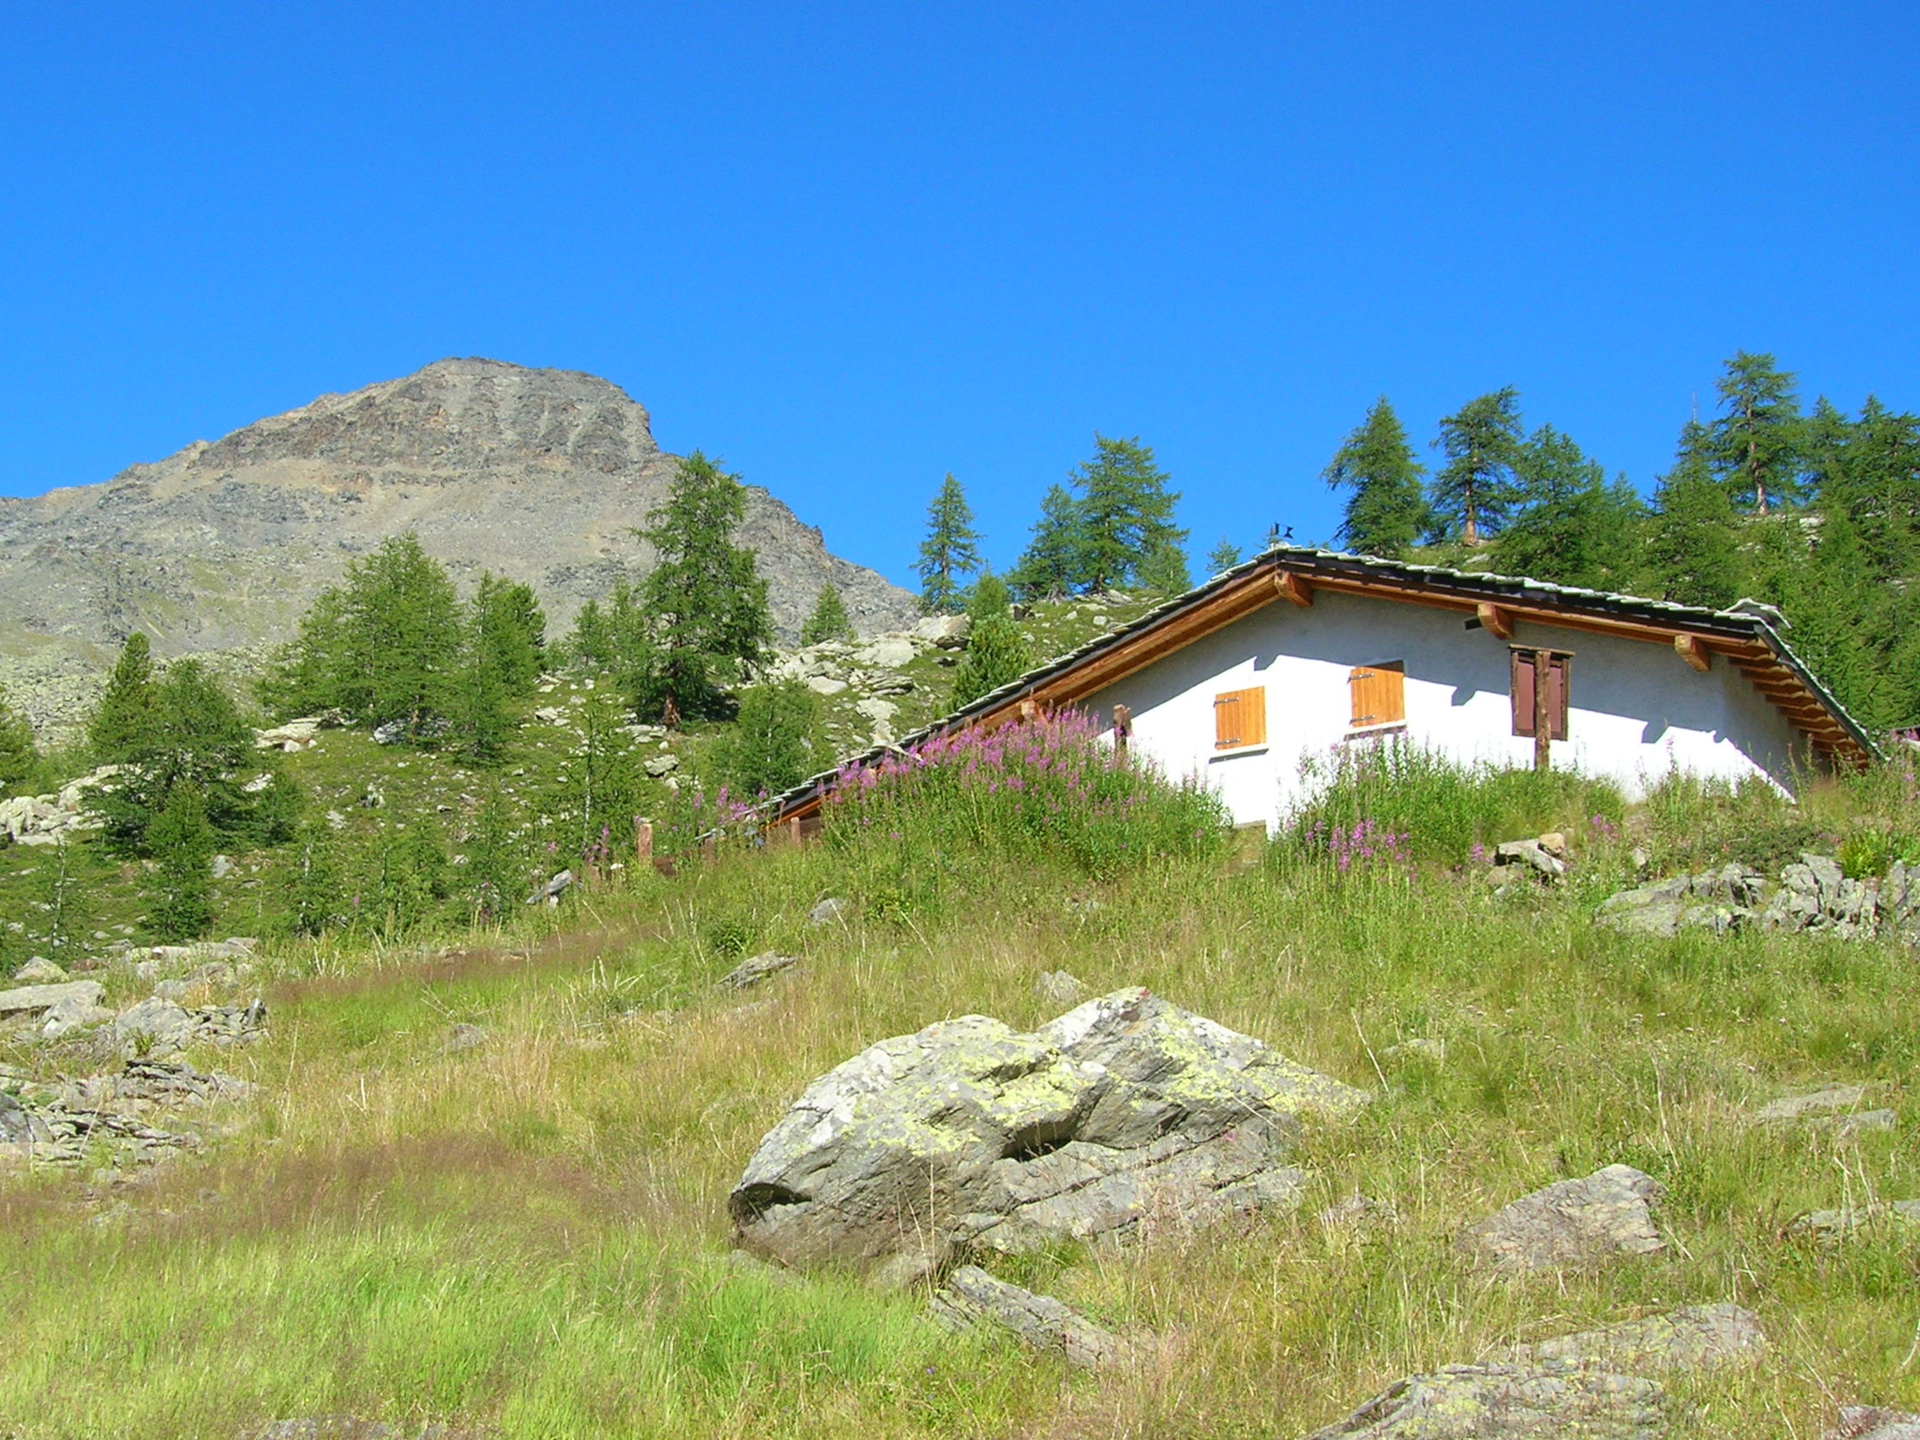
[1791,1199,1920,1239]
[930,1264,1128,1369]
[729,987,1367,1286]
[1508,1302,1766,1373]
[0,979,105,1022]
[1754,1083,1869,1125]
[1300,1360,1663,1439]
[1461,1164,1664,1272]
[1830,1407,1920,1440]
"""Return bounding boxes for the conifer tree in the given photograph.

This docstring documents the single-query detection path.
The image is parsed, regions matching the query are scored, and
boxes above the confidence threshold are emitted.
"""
[1430,388,1523,546]
[1645,421,1746,609]
[471,574,546,696]
[800,582,855,645]
[0,685,37,798]
[1138,538,1191,594]
[1322,398,1429,558]
[463,787,526,925]
[1071,435,1186,592]
[145,782,216,942]
[1708,352,1804,515]
[916,474,983,614]
[1011,484,1083,601]
[630,451,772,723]
[1206,538,1243,575]
[286,817,346,937]
[951,572,1034,708]
[89,632,159,764]
[1493,426,1645,590]
[713,681,825,798]
[566,599,614,671]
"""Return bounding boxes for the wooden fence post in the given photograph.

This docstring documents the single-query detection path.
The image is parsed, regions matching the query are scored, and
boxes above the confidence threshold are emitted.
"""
[1112,704,1132,766]
[1533,648,1552,772]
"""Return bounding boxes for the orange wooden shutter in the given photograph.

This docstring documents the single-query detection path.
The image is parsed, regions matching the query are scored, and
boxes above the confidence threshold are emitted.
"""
[1213,686,1266,748]
[1348,663,1405,727]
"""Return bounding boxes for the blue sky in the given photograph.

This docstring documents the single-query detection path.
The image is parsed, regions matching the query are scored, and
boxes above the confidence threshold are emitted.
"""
[3,3,1915,588]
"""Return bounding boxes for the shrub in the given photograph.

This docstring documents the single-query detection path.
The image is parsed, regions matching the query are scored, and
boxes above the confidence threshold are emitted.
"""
[823,710,1229,879]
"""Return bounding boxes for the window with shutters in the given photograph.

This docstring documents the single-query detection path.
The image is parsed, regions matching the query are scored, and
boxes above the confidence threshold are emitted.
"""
[1213,685,1267,750]
[1510,649,1571,739]
[1348,661,1405,730]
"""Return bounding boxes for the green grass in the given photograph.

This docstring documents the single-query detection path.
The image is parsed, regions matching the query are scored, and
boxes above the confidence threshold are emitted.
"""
[4,669,1919,1437]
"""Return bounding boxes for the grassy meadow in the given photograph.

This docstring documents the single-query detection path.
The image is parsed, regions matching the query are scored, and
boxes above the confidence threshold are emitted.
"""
[3,733,1918,1438]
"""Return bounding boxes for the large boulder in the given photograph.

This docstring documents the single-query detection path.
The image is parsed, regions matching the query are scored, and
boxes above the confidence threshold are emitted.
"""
[0,979,105,1022]
[729,987,1367,1286]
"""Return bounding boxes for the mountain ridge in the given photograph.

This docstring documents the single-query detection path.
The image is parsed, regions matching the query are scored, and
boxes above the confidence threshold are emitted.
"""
[0,358,917,734]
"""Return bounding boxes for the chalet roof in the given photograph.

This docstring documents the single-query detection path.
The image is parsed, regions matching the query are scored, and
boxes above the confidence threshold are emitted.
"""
[765,546,1878,822]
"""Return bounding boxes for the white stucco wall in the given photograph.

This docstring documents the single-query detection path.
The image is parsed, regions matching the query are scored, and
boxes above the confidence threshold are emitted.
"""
[1084,590,1810,832]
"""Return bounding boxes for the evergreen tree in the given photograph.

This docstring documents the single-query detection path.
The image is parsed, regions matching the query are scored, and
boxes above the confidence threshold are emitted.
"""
[1071,434,1186,591]
[1493,426,1645,590]
[89,631,159,763]
[1708,352,1804,514]
[566,599,614,672]
[0,685,37,798]
[29,842,89,961]
[1323,398,1429,558]
[1010,484,1083,600]
[145,782,216,942]
[1645,421,1746,609]
[471,574,546,696]
[1138,536,1191,594]
[713,681,825,798]
[1430,388,1523,546]
[915,473,983,614]
[260,533,463,738]
[800,582,855,645]
[91,660,273,855]
[286,817,346,938]
[951,573,1035,708]
[447,619,512,766]
[463,786,527,925]
[553,685,646,862]
[1206,538,1243,575]
[630,451,772,723]
[361,818,450,937]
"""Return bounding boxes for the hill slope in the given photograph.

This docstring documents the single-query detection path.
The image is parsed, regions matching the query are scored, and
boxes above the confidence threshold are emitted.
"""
[0,358,916,730]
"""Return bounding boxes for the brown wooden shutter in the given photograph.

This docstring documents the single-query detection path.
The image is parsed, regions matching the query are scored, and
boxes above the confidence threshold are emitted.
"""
[1348,662,1405,727]
[1213,686,1266,749]
[1511,650,1570,739]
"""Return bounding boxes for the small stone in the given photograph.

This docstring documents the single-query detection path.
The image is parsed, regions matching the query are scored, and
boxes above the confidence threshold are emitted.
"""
[1382,1038,1446,1065]
[718,952,799,991]
[115,997,194,1055]
[1300,1360,1660,1439]
[0,979,106,1020]
[804,675,847,696]
[643,753,680,778]
[807,896,847,926]
[1461,1164,1664,1272]
[445,1023,488,1054]
[1508,1302,1767,1373]
[1830,1406,1920,1439]
[1033,970,1089,1006]
[1494,838,1567,880]
[1318,1192,1394,1231]
[1790,1198,1920,1239]
[1754,1083,1869,1125]
[12,957,67,984]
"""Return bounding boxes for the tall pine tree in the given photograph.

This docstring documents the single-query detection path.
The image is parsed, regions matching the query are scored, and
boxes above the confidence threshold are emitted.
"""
[1322,398,1428,558]
[951,572,1034,708]
[800,582,855,645]
[915,474,982,614]
[89,632,160,763]
[1708,352,1803,515]
[630,451,772,724]
[0,685,36,798]
[1070,434,1186,592]
[1011,484,1083,601]
[1430,388,1523,546]
[1493,425,1644,590]
[1645,421,1746,609]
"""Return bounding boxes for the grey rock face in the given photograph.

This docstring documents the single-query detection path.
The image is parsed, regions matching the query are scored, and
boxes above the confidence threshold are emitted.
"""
[1598,855,1920,944]
[1461,1164,1664,1272]
[115,997,195,1053]
[930,1264,1128,1370]
[0,979,106,1021]
[0,358,915,741]
[1301,1361,1663,1440]
[729,987,1367,1286]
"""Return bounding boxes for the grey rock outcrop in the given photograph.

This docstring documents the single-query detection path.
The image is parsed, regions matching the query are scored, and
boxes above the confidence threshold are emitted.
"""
[1303,1304,1765,1440]
[1597,855,1920,943]
[1831,1407,1920,1439]
[1791,1199,1920,1239]
[717,952,798,991]
[0,358,914,741]
[729,987,1367,1287]
[930,1264,1129,1370]
[1461,1164,1664,1272]
[0,978,105,1023]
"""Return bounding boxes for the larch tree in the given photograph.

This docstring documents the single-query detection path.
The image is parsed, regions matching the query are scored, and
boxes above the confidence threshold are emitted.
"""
[915,473,982,614]
[800,581,855,645]
[1708,352,1804,515]
[0,686,37,797]
[1206,538,1243,575]
[630,450,772,724]
[1430,388,1524,547]
[1493,425,1645,591]
[89,631,160,764]
[950,572,1034,708]
[1322,398,1429,558]
[1011,484,1083,601]
[1645,421,1746,610]
[1070,434,1186,592]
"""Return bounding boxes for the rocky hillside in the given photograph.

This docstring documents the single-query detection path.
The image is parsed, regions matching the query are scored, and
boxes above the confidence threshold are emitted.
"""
[0,358,916,732]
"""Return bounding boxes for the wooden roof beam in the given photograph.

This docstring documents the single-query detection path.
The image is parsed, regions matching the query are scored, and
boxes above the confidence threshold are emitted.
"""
[1476,603,1514,640]
[1673,634,1710,672]
[1275,570,1314,607]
